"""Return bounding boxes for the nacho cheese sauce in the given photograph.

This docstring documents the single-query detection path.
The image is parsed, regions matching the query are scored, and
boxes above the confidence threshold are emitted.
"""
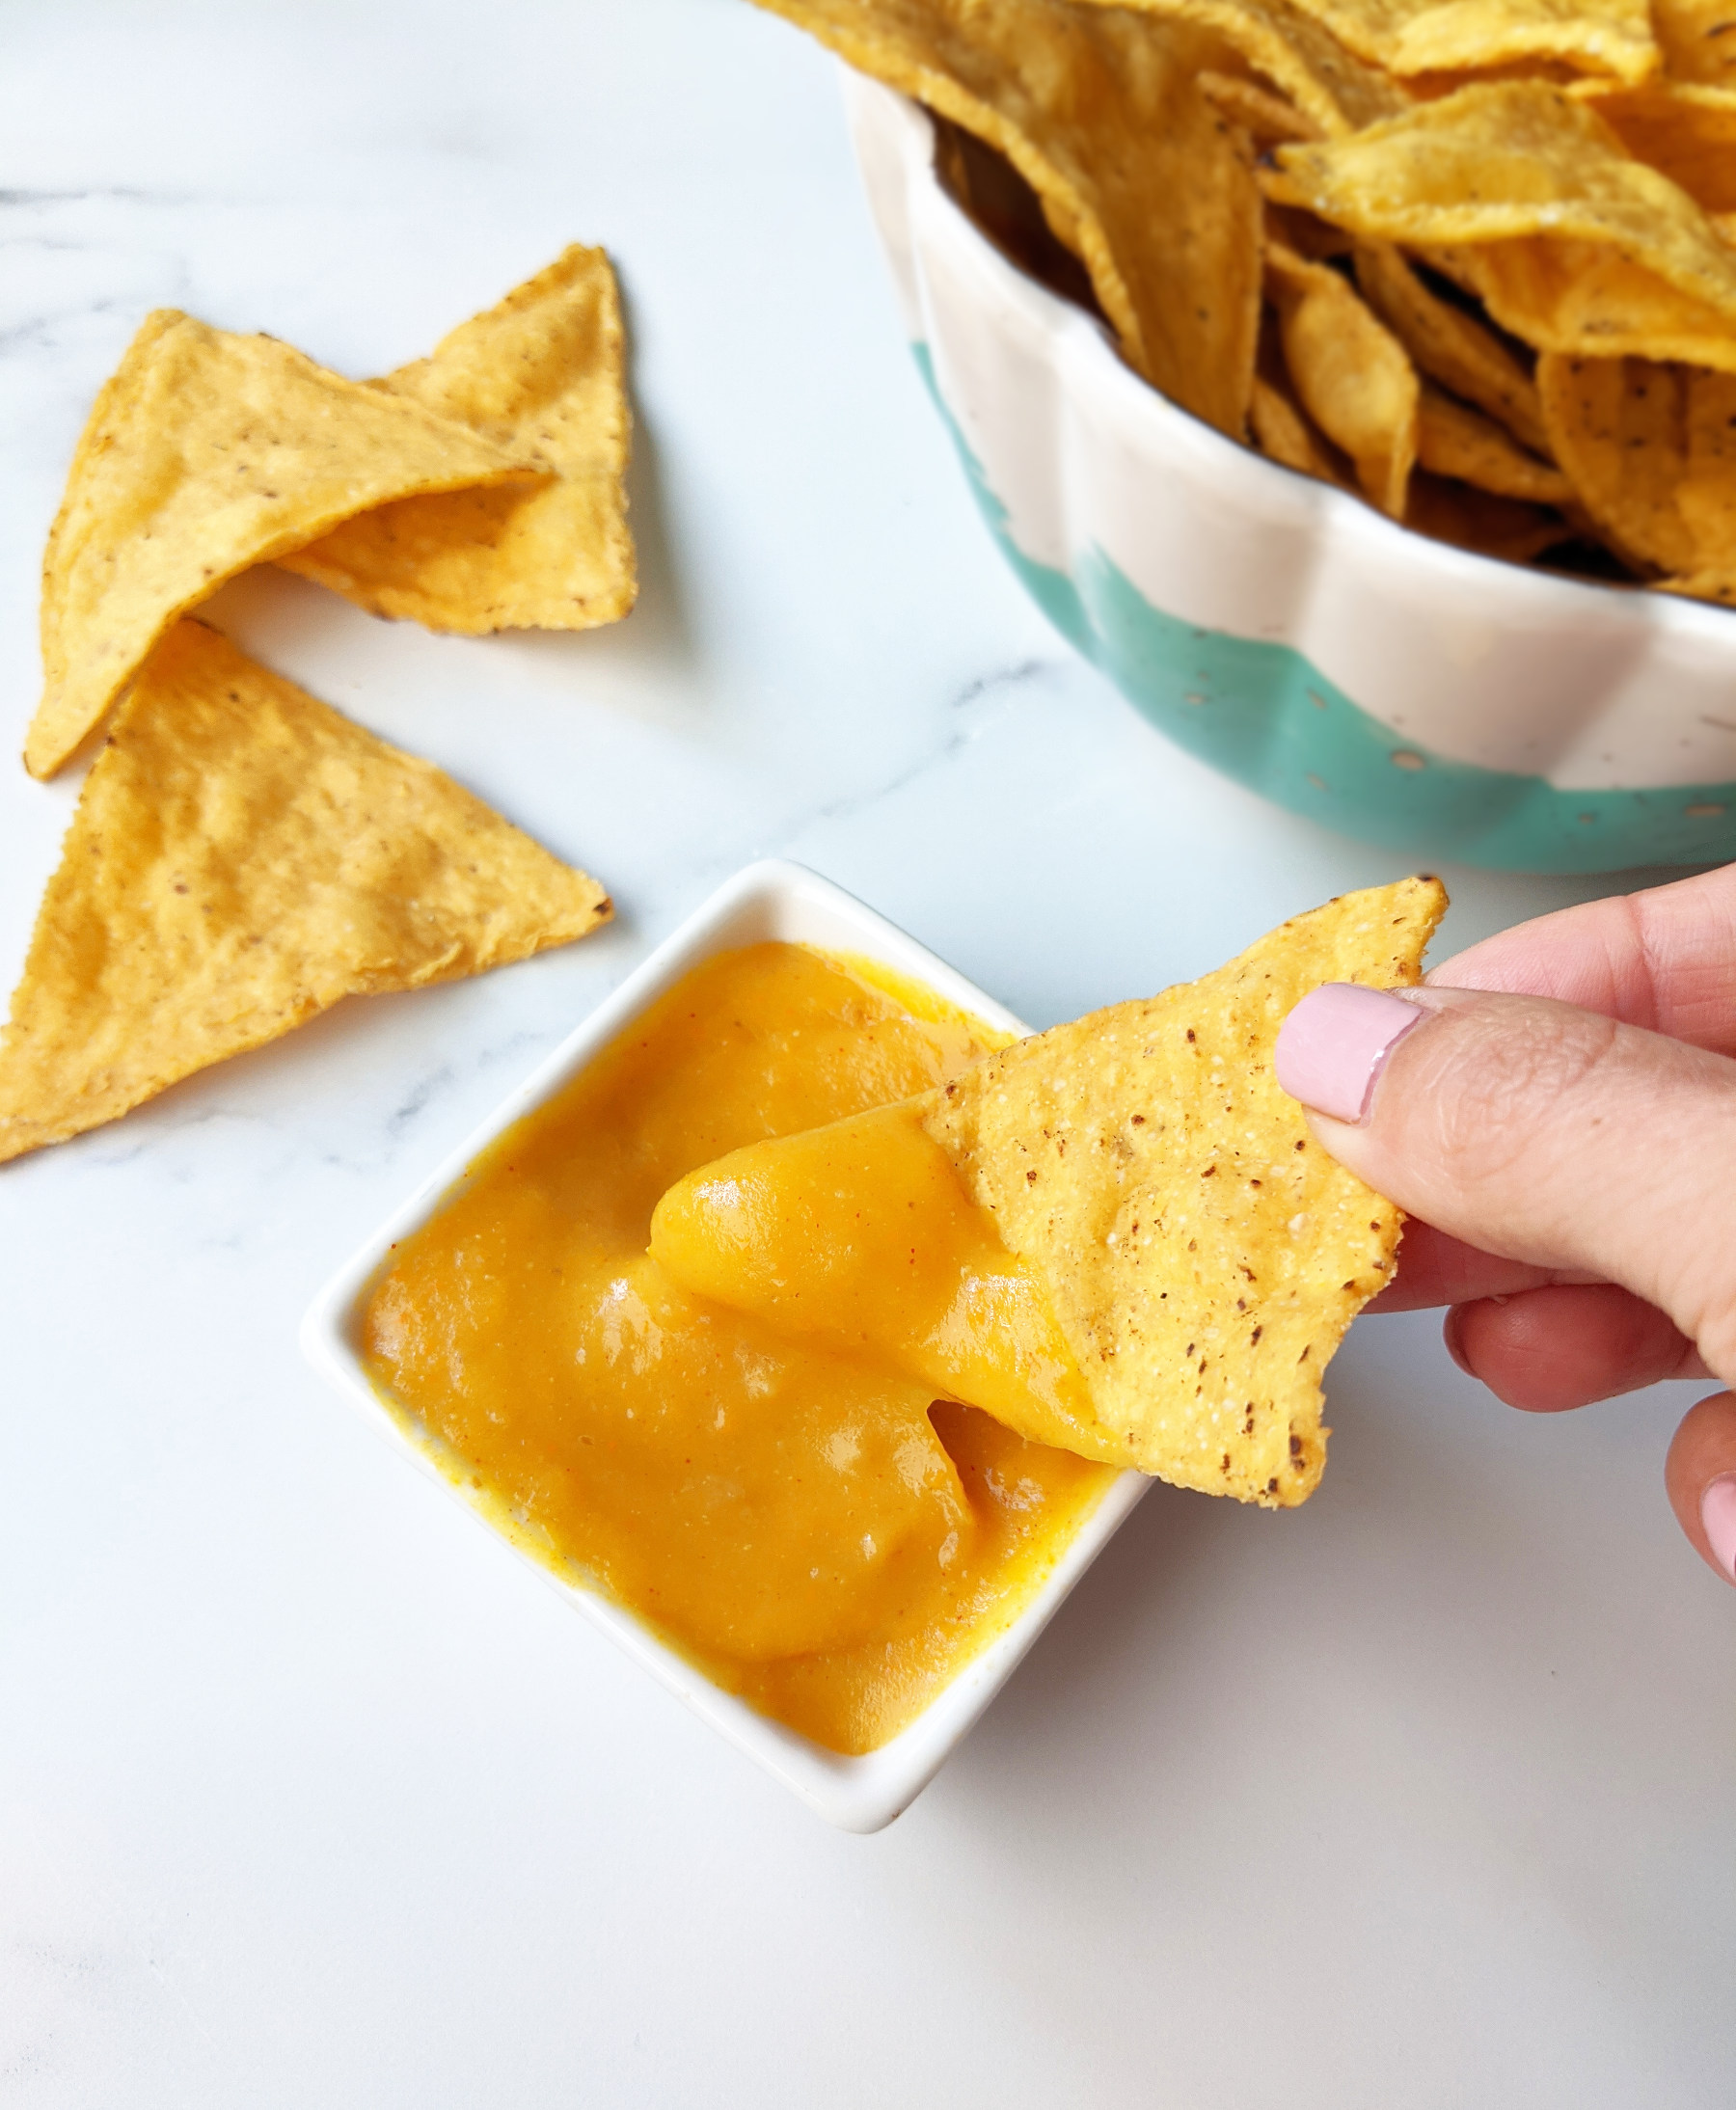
[650,1099,1125,1465]
[360,942,1118,1755]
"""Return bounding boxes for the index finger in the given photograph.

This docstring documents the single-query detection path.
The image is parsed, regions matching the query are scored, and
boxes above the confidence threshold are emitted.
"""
[1430,862,1736,1056]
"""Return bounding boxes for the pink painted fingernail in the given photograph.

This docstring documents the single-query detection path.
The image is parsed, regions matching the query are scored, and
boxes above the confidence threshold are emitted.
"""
[1274,983,1426,1124]
[1700,1474,1736,1583]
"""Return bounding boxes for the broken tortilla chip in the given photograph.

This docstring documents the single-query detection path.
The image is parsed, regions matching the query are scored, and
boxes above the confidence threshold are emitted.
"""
[920,879,1447,1501]
[26,311,538,780]
[280,245,636,634]
[0,619,610,1165]
[747,0,1263,437]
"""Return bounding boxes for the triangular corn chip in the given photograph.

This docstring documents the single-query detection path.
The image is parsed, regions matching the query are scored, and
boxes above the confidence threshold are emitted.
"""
[281,246,636,634]
[1267,86,1736,370]
[1402,471,1570,561]
[1266,242,1420,513]
[1653,0,1736,83]
[26,312,538,779]
[1353,242,1552,454]
[1083,0,1408,134]
[920,879,1447,1501]
[1569,81,1736,213]
[748,0,1263,437]
[1539,352,1736,573]
[0,620,610,1165]
[1263,0,1656,81]
[1417,381,1572,502]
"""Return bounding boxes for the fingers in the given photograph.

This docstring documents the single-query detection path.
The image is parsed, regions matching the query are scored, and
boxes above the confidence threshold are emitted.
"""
[1369,1218,1599,1311]
[1428,862,1736,1056]
[1444,1283,1713,1412]
[1666,1392,1736,1587]
[1273,982,1736,1384]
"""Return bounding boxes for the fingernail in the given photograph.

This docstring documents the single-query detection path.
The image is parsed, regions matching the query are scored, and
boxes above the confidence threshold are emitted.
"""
[1700,1474,1736,1583]
[1274,983,1426,1124]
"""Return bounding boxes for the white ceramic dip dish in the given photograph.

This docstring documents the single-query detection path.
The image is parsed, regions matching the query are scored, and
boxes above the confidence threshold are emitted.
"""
[302,860,1149,1832]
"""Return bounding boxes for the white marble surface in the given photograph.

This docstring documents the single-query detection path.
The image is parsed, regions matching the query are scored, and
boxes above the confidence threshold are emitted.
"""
[1,4,1730,2103]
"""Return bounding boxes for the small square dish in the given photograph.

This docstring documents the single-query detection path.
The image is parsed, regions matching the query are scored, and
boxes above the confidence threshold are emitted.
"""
[301,860,1149,1831]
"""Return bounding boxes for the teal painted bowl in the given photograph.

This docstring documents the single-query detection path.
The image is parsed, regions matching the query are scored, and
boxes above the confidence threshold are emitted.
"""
[846,73,1736,875]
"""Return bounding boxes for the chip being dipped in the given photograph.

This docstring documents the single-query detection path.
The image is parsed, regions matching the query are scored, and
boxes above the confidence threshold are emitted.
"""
[0,620,611,1164]
[652,879,1447,1506]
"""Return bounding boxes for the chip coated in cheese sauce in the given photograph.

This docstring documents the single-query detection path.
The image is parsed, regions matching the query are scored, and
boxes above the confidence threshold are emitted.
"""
[361,941,1117,1756]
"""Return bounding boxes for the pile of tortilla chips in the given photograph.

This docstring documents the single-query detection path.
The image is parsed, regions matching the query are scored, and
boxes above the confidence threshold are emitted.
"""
[754,0,1736,601]
[1,247,631,1164]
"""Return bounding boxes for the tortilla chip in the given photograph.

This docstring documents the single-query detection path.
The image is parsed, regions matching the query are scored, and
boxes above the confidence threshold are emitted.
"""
[1265,243,1420,512]
[1251,368,1356,482]
[25,311,537,780]
[281,246,636,634]
[1084,0,1409,132]
[1538,351,1736,572]
[0,620,610,1165]
[1273,0,1657,81]
[919,879,1448,1501]
[747,0,1263,436]
[1199,67,1323,140]
[1567,80,1736,212]
[1267,86,1736,365]
[1403,467,1573,556]
[1652,0,1736,83]
[1353,242,1552,451]
[1457,237,1736,371]
[1661,567,1736,604]
[1417,379,1573,499]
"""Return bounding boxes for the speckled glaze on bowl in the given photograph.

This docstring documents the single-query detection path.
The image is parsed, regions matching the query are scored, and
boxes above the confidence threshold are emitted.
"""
[846,70,1736,875]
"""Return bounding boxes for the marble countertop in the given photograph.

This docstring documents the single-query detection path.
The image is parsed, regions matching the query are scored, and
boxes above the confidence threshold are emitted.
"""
[2,4,1730,2103]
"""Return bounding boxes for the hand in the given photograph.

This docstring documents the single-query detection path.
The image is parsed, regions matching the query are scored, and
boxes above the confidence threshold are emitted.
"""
[1274,863,1736,1588]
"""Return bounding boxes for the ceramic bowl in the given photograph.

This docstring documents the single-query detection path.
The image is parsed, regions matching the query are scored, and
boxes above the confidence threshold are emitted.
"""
[844,70,1736,876]
[302,860,1149,1832]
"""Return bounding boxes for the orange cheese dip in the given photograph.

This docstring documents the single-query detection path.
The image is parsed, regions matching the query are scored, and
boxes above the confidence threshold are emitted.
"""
[361,941,1118,1754]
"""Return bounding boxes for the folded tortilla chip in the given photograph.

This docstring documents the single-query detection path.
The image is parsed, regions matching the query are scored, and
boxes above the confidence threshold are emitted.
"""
[920,878,1447,1501]
[0,620,610,1165]
[26,311,537,779]
[281,245,636,634]
[747,0,1263,437]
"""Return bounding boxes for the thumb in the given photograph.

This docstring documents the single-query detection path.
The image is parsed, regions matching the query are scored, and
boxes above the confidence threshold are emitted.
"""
[1273,983,1736,1387]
